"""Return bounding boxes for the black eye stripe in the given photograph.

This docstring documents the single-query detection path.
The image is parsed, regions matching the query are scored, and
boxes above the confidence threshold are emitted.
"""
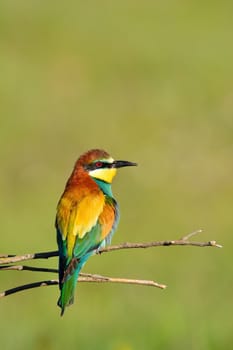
[85,162,112,171]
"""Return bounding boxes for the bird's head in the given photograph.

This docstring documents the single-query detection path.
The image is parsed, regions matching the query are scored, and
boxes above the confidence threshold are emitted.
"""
[78,149,137,184]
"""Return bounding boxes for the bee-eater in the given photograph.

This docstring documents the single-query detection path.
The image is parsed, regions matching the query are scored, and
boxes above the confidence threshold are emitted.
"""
[55,149,137,315]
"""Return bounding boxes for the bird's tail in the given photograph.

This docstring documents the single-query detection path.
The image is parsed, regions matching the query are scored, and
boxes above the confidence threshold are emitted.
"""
[57,258,83,316]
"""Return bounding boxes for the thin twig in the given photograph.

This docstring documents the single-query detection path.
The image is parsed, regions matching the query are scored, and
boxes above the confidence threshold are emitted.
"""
[180,229,203,241]
[0,280,58,297]
[0,230,222,266]
[100,239,222,253]
[0,264,166,290]
[80,274,167,289]
[0,230,222,299]
[0,251,58,265]
[0,274,166,298]
[0,265,58,273]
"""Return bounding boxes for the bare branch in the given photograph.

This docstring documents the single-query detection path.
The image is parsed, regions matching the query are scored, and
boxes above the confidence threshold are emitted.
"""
[100,238,222,253]
[0,230,221,299]
[0,280,58,298]
[0,230,222,266]
[180,229,203,240]
[0,265,58,273]
[79,274,167,289]
[0,251,58,265]
[0,273,166,298]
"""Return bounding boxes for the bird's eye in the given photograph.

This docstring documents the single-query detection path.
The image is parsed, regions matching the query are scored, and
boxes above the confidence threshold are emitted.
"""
[95,161,103,168]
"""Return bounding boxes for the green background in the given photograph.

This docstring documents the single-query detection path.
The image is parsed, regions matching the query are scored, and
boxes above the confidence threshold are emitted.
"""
[0,1,232,349]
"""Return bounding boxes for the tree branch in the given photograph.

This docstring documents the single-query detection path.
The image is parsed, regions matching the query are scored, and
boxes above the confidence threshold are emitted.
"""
[0,230,222,266]
[0,273,166,298]
[0,251,58,265]
[0,265,58,273]
[0,230,222,298]
[100,229,222,252]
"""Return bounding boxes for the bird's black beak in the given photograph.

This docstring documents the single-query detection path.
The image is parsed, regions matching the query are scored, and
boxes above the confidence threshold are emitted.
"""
[113,160,138,168]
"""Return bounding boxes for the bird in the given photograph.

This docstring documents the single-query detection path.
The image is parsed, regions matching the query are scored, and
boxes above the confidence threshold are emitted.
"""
[55,149,137,315]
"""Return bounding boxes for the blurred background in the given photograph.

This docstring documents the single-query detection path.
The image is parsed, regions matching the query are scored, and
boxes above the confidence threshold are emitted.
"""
[0,1,232,349]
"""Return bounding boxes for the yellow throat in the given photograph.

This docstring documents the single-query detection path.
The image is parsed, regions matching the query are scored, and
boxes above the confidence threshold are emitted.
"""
[89,168,117,183]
